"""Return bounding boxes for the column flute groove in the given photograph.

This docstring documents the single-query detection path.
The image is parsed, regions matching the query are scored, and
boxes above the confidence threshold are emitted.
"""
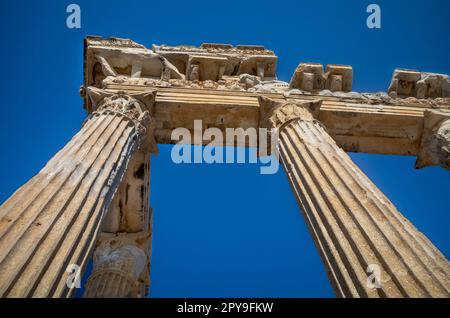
[258,96,450,298]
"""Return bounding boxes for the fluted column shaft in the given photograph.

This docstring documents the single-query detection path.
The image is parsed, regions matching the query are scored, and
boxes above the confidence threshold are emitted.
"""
[0,88,155,297]
[259,96,450,298]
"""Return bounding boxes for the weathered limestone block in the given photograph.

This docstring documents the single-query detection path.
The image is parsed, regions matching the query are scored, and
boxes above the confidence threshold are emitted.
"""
[325,64,353,92]
[416,110,450,169]
[388,69,450,99]
[153,42,277,81]
[200,43,233,50]
[290,63,325,91]
[0,88,156,297]
[187,55,227,81]
[290,63,353,92]
[239,74,261,89]
[256,61,265,79]
[237,57,277,81]
[94,50,184,83]
[419,73,450,98]
[328,74,343,92]
[259,96,450,298]
[84,36,183,101]
[253,80,290,93]
[83,233,151,298]
[189,64,200,81]
[387,69,422,98]
[301,72,315,91]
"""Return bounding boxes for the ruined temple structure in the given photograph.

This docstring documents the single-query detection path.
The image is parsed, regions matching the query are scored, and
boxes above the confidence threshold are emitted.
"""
[0,36,449,298]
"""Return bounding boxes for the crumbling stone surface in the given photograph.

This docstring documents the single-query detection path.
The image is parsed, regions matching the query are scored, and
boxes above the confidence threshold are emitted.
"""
[416,110,450,169]
[289,63,353,92]
[153,42,278,81]
[1,36,450,300]
[239,74,261,89]
[388,69,450,99]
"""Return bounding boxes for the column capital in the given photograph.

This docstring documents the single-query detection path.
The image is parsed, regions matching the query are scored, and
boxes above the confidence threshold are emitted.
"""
[416,109,450,169]
[258,96,322,130]
[84,233,151,298]
[86,87,159,153]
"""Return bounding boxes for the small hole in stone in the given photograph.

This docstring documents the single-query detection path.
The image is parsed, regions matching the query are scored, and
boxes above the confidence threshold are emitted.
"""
[134,163,145,180]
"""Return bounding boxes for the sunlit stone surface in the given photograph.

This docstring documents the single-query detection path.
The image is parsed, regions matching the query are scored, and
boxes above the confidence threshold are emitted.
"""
[0,36,448,297]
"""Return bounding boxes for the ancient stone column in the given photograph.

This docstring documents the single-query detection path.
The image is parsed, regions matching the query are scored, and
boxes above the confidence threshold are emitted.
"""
[0,87,156,297]
[83,233,151,298]
[415,110,450,170]
[83,150,154,298]
[259,96,450,298]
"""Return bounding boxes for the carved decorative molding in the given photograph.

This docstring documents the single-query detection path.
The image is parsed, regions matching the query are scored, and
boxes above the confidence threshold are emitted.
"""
[85,36,146,49]
[257,96,323,156]
[84,234,151,298]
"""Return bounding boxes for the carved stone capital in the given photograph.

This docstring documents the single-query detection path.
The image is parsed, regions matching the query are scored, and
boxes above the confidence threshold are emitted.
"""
[257,96,322,156]
[93,236,147,277]
[258,96,322,130]
[416,110,450,169]
[84,233,151,298]
[86,87,158,153]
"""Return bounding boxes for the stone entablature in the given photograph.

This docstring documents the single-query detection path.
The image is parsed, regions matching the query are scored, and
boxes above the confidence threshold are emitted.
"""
[153,43,277,81]
[81,36,450,169]
[83,37,450,114]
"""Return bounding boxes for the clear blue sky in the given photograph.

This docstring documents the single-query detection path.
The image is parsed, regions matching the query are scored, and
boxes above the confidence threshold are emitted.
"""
[0,0,449,298]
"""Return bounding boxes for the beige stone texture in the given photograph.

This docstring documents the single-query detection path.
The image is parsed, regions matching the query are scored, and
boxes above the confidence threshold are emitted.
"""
[83,232,151,298]
[1,36,449,298]
[416,110,450,169]
[290,63,353,93]
[325,64,353,92]
[388,69,450,99]
[259,96,450,297]
[290,63,325,91]
[0,88,155,297]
